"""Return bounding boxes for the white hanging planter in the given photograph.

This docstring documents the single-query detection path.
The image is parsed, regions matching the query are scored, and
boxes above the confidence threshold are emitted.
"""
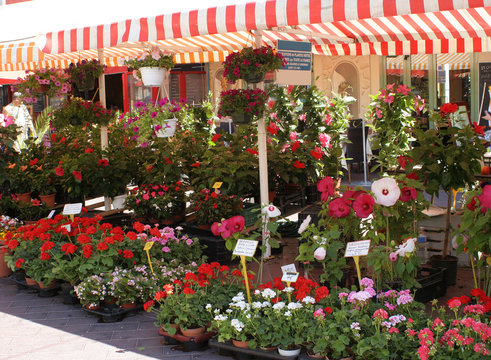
[155,118,178,138]
[139,67,166,87]
[111,194,127,210]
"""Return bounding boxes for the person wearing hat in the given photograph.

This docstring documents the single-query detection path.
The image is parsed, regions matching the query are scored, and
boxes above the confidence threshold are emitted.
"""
[2,92,36,152]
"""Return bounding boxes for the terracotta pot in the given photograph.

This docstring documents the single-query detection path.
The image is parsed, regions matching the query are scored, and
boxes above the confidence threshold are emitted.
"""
[23,220,38,225]
[260,346,277,351]
[307,351,324,359]
[15,192,32,204]
[180,326,205,337]
[103,296,117,305]
[121,302,136,309]
[232,339,249,348]
[85,303,100,310]
[0,246,12,278]
[38,280,56,289]
[198,224,210,230]
[39,194,56,208]
[25,277,37,286]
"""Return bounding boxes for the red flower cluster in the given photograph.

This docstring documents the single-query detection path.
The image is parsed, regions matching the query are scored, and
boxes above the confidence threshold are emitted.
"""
[439,102,459,117]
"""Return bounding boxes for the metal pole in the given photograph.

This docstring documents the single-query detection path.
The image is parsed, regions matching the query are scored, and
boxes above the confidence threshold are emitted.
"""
[254,30,271,261]
[362,118,368,184]
[98,49,111,211]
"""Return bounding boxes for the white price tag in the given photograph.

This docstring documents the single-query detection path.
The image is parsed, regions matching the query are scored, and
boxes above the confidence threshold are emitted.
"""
[233,239,259,257]
[281,264,297,274]
[63,203,83,216]
[61,224,71,232]
[281,271,299,283]
[344,240,371,257]
[47,210,55,219]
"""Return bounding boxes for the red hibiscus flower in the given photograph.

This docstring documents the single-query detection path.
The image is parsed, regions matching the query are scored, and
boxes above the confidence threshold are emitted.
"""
[55,166,64,177]
[72,171,82,181]
[293,160,305,169]
[85,148,94,153]
[328,198,351,218]
[228,215,245,234]
[267,123,279,135]
[400,187,417,202]
[398,155,413,170]
[29,158,38,166]
[246,148,258,155]
[97,159,109,167]
[352,194,375,218]
[317,177,335,201]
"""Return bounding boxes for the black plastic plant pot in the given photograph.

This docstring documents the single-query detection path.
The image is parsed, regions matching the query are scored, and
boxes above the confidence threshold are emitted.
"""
[430,255,458,286]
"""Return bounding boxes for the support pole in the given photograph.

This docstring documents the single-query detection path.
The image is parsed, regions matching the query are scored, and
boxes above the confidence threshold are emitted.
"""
[98,49,111,211]
[254,30,271,266]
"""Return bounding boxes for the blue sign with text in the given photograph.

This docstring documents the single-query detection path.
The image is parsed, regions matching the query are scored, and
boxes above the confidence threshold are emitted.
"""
[278,40,312,71]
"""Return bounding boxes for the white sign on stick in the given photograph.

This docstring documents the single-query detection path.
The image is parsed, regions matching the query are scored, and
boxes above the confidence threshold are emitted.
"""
[344,240,371,257]
[281,263,297,274]
[63,203,83,216]
[47,210,55,219]
[281,271,299,283]
[233,239,259,257]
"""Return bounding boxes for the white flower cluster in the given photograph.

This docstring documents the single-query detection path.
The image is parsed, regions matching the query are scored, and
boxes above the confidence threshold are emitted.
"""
[261,288,276,299]
[231,319,244,332]
[273,301,286,311]
[287,302,303,310]
[214,314,228,322]
[382,314,407,328]
[302,296,316,304]
[283,286,294,293]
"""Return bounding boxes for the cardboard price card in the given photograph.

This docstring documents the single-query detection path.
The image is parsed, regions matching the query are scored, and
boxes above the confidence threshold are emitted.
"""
[281,263,297,274]
[212,182,223,189]
[233,239,258,257]
[143,241,154,251]
[281,271,299,283]
[63,203,83,216]
[344,240,371,257]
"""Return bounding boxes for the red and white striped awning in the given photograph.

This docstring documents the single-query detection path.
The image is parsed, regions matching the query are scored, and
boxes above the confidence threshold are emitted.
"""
[387,53,471,70]
[2,0,491,70]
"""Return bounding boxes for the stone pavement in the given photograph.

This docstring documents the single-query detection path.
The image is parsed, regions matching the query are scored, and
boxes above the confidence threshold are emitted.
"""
[0,278,230,360]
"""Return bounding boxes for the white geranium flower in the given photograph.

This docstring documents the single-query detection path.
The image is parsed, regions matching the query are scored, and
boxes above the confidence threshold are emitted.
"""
[283,287,294,293]
[273,301,286,311]
[261,288,276,299]
[252,301,263,309]
[298,215,311,234]
[287,302,302,310]
[284,310,291,317]
[302,296,316,304]
[371,177,401,207]
[262,204,281,218]
[205,304,212,309]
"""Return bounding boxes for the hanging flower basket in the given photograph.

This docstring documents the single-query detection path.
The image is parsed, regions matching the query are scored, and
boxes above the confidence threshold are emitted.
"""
[139,67,166,87]
[154,118,178,137]
[218,89,267,121]
[222,46,286,83]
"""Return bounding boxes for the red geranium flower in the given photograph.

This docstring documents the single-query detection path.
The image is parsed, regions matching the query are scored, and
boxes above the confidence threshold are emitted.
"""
[155,291,167,301]
[61,243,77,255]
[40,252,50,260]
[29,158,38,166]
[324,306,333,314]
[82,244,93,258]
[183,287,195,295]
[314,286,330,302]
[143,300,155,311]
[40,241,55,252]
[15,258,25,268]
[72,171,82,181]
[123,249,134,259]
[267,123,279,135]
[97,242,108,251]
[97,159,109,167]
[293,160,305,169]
[473,121,485,136]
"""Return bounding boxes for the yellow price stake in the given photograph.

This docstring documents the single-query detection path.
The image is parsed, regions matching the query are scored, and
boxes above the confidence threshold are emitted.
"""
[240,256,252,304]
[143,241,154,251]
[143,241,154,273]
[212,182,223,189]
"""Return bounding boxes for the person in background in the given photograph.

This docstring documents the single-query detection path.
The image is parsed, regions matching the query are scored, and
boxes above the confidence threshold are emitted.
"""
[2,92,36,152]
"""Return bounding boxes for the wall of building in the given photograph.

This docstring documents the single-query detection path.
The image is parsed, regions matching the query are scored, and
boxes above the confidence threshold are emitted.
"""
[312,54,380,122]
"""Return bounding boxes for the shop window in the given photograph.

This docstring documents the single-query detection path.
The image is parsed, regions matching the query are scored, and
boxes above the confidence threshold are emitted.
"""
[386,55,404,87]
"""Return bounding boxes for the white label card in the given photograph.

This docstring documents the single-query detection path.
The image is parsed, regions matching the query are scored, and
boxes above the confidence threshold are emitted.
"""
[344,240,371,257]
[61,224,71,232]
[63,203,83,215]
[233,239,259,257]
[47,210,55,219]
[281,271,299,283]
[281,264,297,274]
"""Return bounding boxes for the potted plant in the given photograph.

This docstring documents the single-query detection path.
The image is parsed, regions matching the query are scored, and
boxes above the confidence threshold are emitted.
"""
[15,68,71,103]
[222,46,286,84]
[52,96,114,128]
[74,274,107,309]
[366,84,424,172]
[17,199,50,223]
[218,89,267,124]
[66,59,105,92]
[7,161,33,202]
[190,188,242,227]
[455,185,491,295]
[124,46,174,87]
[408,103,486,285]
[106,268,146,308]
[124,182,186,224]
[121,98,188,143]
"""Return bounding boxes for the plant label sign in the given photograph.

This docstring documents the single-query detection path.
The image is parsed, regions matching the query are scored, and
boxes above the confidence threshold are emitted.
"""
[61,224,71,233]
[281,263,297,274]
[63,203,83,216]
[233,239,258,257]
[344,240,371,257]
[47,210,55,219]
[281,271,299,283]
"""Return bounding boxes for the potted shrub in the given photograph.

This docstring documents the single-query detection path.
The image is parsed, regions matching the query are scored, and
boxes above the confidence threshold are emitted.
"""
[17,199,50,223]
[222,46,286,84]
[66,59,105,92]
[106,268,146,308]
[124,46,174,87]
[218,89,267,124]
[190,188,242,227]
[74,274,107,309]
[15,68,71,103]
[408,104,486,285]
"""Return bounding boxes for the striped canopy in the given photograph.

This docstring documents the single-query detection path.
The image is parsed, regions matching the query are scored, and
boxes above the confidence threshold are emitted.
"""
[2,0,491,71]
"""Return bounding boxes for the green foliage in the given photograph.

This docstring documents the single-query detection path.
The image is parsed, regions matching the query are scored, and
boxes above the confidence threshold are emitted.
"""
[52,97,115,128]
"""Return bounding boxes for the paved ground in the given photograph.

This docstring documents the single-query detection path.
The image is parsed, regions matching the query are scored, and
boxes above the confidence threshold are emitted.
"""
[0,277,230,360]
